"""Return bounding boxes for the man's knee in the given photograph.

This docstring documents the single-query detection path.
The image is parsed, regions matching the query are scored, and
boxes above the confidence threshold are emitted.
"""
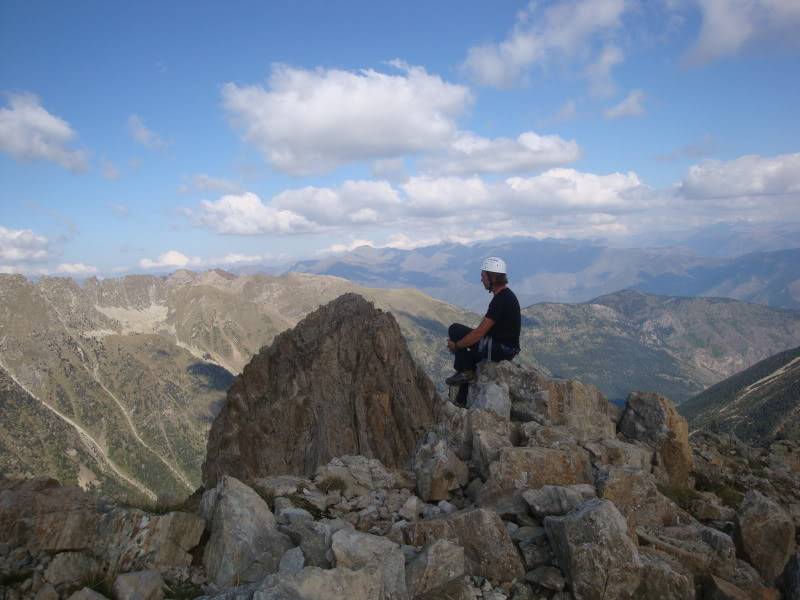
[449,323,469,340]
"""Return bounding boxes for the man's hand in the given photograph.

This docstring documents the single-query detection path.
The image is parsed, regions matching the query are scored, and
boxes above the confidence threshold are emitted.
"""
[456,318,494,350]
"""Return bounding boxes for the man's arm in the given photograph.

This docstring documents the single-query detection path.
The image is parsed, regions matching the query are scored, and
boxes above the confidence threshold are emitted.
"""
[448,317,494,351]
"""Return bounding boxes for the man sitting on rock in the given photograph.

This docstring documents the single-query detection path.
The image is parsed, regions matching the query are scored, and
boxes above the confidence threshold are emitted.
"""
[446,256,521,394]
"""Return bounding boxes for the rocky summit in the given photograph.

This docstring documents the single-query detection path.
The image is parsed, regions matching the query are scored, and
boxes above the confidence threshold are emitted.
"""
[1,292,799,600]
[202,293,438,487]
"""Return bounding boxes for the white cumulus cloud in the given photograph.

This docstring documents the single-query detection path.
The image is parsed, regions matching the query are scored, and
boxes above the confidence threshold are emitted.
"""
[0,93,88,171]
[679,153,800,199]
[604,90,646,119]
[0,226,50,262]
[197,192,317,235]
[187,168,667,243]
[139,250,202,270]
[401,169,646,221]
[403,175,493,216]
[506,169,647,212]
[686,0,800,64]
[462,0,629,87]
[421,131,581,176]
[273,180,402,226]
[222,62,471,174]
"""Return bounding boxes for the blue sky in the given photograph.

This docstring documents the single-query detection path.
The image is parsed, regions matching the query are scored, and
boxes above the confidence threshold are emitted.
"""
[1,0,799,276]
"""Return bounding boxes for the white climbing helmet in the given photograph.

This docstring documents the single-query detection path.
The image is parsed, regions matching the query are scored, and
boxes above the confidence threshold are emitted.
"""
[481,256,507,274]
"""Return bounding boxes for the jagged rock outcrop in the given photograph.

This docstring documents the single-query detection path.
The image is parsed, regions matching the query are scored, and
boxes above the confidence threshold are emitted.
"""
[202,294,438,487]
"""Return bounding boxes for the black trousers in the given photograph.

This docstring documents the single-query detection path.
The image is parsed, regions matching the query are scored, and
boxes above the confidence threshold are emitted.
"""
[448,323,482,372]
[448,322,518,372]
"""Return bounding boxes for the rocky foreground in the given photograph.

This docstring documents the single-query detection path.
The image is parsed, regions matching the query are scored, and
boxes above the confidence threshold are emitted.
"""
[2,294,800,600]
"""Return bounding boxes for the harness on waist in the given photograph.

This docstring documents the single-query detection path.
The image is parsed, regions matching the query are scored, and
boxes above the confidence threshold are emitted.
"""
[478,336,520,360]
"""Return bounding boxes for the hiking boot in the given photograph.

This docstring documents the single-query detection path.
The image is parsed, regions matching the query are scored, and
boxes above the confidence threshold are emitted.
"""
[445,371,475,386]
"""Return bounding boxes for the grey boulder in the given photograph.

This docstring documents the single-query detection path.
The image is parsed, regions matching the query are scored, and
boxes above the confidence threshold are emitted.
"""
[331,528,408,600]
[111,571,164,600]
[202,476,293,588]
[405,539,465,598]
[734,490,796,583]
[544,498,642,600]
[522,484,596,519]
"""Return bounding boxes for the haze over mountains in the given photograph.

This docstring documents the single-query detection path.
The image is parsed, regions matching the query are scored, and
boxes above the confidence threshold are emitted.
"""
[289,237,800,312]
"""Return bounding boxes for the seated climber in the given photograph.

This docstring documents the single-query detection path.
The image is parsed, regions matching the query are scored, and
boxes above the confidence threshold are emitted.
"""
[445,256,521,390]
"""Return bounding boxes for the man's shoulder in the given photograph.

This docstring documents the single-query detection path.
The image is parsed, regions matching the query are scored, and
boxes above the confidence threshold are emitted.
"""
[501,287,520,304]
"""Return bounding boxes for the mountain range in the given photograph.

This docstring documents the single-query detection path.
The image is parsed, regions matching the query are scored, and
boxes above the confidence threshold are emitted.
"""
[523,290,800,403]
[288,237,800,312]
[680,345,800,444]
[0,271,472,502]
[1,271,799,502]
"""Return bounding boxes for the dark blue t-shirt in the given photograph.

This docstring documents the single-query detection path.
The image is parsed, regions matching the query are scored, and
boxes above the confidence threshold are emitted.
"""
[485,287,521,349]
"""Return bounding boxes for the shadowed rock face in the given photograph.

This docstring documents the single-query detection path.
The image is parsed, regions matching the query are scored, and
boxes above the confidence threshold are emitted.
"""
[202,293,439,487]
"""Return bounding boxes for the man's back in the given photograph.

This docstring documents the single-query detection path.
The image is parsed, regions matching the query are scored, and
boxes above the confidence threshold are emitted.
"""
[485,287,521,350]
